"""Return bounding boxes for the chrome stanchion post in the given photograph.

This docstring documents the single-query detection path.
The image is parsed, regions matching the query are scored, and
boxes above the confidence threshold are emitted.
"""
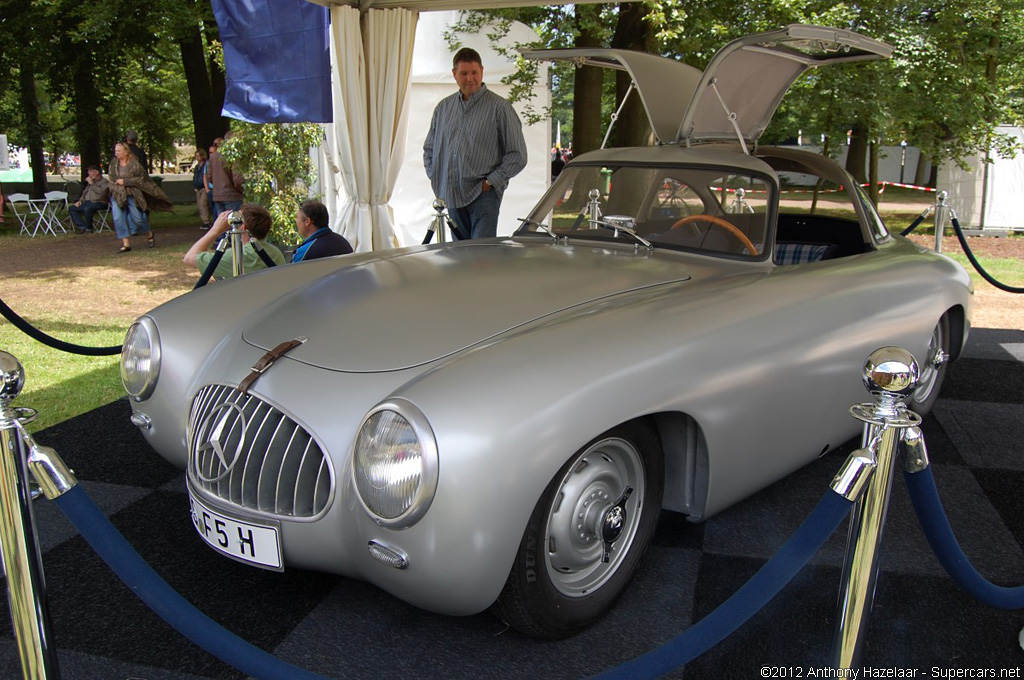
[831,347,922,669]
[934,191,948,253]
[0,351,63,679]
[433,199,448,244]
[587,189,602,229]
[228,211,245,277]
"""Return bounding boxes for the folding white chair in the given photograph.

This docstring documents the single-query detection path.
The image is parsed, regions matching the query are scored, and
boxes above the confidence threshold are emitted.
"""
[26,198,58,236]
[7,193,36,236]
[95,204,113,232]
[42,191,71,234]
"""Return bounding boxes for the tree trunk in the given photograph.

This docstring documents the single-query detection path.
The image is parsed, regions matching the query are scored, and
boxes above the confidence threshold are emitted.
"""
[203,9,231,136]
[18,63,47,198]
[571,4,604,156]
[179,22,223,150]
[608,2,654,148]
[73,50,102,180]
[845,124,868,184]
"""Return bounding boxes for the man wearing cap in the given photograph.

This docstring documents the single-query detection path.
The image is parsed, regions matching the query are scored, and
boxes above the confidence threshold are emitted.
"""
[69,165,111,233]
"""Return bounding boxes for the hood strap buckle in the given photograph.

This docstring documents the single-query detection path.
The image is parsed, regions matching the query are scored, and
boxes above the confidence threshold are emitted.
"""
[237,337,306,395]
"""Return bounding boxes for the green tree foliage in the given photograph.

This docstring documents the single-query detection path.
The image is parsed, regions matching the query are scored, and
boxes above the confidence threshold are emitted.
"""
[218,122,325,246]
[459,0,1023,183]
[113,43,193,171]
[0,0,215,191]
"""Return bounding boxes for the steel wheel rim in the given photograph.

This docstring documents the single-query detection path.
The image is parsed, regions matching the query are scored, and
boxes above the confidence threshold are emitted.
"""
[544,437,646,597]
[914,322,946,404]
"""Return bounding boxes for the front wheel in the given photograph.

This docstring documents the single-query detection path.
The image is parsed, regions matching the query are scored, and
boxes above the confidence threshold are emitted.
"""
[908,314,951,416]
[494,422,664,639]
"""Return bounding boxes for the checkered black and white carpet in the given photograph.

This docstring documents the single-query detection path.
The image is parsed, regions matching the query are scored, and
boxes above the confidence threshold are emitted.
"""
[2,328,1022,678]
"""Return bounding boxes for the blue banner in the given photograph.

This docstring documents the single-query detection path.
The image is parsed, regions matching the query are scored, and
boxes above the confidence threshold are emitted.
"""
[211,0,333,124]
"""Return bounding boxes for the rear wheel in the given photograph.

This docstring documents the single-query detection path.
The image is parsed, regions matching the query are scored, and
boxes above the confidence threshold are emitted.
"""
[909,314,950,416]
[494,422,663,639]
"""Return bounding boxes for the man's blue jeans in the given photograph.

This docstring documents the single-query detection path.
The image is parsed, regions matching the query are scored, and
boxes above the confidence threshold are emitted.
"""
[450,190,501,239]
[69,201,106,232]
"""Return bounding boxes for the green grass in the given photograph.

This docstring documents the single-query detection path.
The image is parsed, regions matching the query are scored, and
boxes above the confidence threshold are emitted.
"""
[944,253,1024,287]
[2,204,200,433]
[1,325,125,433]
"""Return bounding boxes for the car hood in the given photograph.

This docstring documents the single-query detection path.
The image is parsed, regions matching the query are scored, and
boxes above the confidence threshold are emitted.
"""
[241,241,691,372]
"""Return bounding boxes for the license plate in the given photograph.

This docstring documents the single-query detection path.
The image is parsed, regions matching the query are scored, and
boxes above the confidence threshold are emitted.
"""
[189,492,282,570]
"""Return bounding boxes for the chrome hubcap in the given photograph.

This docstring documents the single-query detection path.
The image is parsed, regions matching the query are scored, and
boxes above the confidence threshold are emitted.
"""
[914,323,947,403]
[545,437,645,597]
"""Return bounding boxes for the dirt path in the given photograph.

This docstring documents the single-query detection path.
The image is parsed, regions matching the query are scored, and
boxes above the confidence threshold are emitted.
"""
[0,224,201,323]
[1,225,1021,329]
[905,233,1024,330]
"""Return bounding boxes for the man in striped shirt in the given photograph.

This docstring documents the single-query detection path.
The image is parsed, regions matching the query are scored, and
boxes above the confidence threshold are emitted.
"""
[423,47,527,239]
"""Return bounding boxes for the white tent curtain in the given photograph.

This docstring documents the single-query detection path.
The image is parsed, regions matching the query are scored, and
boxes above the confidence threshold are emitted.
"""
[323,6,418,252]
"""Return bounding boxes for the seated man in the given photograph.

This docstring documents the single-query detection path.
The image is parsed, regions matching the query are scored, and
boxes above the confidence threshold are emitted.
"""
[292,200,353,262]
[183,203,286,279]
[69,166,111,233]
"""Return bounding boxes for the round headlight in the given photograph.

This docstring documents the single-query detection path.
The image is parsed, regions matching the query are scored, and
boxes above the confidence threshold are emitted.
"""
[120,318,161,402]
[353,399,438,528]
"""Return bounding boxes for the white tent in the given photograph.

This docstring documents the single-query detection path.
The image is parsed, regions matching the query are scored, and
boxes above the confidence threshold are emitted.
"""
[938,125,1024,232]
[317,7,550,251]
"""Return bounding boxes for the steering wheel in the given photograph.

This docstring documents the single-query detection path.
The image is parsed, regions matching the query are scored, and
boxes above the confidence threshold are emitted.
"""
[669,214,757,255]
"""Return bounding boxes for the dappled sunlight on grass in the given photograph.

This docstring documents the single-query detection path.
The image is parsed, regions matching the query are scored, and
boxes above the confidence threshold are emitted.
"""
[0,320,125,433]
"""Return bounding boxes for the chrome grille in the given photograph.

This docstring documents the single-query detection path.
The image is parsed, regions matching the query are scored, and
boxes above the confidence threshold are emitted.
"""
[188,384,333,518]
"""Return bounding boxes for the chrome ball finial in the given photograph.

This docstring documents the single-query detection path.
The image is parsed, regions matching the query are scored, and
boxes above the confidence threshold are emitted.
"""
[432,198,446,212]
[0,351,26,402]
[862,347,919,399]
[588,189,601,201]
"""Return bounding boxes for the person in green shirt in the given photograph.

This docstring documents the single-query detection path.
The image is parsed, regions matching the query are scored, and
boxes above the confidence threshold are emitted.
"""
[184,203,286,280]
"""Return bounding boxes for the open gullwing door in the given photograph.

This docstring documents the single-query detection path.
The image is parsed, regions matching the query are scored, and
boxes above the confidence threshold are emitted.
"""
[522,25,892,149]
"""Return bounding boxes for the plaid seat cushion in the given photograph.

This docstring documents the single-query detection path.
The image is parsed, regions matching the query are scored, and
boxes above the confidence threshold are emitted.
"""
[774,242,830,265]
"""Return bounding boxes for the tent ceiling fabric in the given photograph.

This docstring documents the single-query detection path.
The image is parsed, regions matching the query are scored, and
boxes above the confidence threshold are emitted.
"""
[309,0,611,10]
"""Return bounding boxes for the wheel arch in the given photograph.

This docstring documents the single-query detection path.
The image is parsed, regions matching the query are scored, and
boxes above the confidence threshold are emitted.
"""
[945,304,968,362]
[645,411,711,521]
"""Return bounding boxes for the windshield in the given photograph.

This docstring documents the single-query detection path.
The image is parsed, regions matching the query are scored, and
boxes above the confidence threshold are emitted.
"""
[524,164,771,258]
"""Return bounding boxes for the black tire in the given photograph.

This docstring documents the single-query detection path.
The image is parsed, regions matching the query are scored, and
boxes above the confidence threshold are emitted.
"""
[908,314,951,416]
[493,422,664,639]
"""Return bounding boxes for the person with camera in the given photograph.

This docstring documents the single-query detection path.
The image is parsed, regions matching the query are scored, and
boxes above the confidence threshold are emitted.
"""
[183,203,286,279]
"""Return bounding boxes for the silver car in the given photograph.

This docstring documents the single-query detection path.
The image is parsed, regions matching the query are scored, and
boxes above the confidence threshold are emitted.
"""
[120,25,972,639]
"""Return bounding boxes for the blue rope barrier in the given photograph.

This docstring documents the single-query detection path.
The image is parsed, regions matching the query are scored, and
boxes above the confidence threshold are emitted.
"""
[0,297,122,355]
[592,490,853,679]
[900,212,928,236]
[949,216,1024,294]
[904,468,1024,609]
[53,485,332,680]
[193,248,226,289]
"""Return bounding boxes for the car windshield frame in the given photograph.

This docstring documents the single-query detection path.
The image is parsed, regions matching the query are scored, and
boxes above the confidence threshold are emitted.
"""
[522,160,778,263]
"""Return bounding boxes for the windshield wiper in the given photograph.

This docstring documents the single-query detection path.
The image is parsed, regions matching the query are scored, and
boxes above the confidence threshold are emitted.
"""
[515,217,560,242]
[593,219,654,250]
